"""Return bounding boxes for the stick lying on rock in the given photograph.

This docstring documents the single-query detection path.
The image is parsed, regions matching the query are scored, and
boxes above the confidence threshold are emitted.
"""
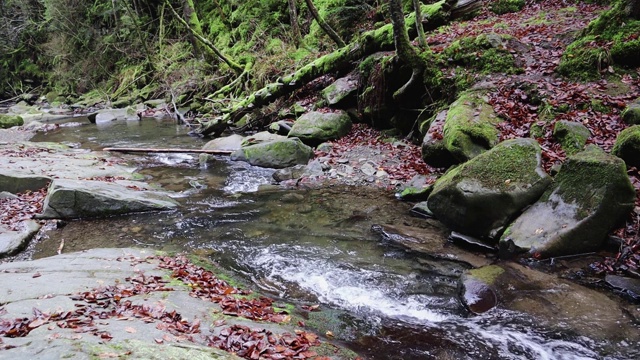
[103,147,233,155]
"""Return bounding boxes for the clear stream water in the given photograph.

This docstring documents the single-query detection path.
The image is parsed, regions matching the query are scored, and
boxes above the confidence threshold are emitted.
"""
[23,117,639,359]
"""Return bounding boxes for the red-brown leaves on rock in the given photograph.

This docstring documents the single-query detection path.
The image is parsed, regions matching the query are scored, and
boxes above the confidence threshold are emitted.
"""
[0,188,47,231]
[207,324,320,360]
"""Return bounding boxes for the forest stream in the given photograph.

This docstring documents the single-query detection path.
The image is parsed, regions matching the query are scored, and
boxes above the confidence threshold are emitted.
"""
[8,117,638,360]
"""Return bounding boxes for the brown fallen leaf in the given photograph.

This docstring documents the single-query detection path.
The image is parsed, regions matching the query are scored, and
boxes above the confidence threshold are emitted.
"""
[124,327,136,333]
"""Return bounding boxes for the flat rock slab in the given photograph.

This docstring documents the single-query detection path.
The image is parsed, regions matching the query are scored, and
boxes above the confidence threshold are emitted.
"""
[39,179,179,219]
[0,249,344,360]
[0,220,41,257]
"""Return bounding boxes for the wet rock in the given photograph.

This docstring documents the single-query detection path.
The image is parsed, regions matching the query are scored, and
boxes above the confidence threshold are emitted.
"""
[428,138,551,239]
[288,110,352,146]
[38,179,179,219]
[0,114,24,129]
[421,110,458,168]
[0,220,41,257]
[322,73,359,107]
[410,201,435,218]
[449,231,496,252]
[272,165,307,182]
[371,223,492,268]
[622,97,640,124]
[552,120,590,155]
[231,138,314,169]
[94,107,139,122]
[612,124,640,168]
[268,120,294,135]
[441,94,501,163]
[458,265,503,314]
[500,145,635,258]
[605,274,640,300]
[396,175,433,201]
[202,134,244,152]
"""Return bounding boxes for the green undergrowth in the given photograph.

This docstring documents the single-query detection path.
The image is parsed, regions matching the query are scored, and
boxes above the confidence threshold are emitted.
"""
[441,34,523,75]
[558,0,640,81]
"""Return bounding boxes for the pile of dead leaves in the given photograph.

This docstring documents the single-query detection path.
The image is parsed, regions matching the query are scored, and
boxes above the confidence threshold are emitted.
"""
[0,188,47,231]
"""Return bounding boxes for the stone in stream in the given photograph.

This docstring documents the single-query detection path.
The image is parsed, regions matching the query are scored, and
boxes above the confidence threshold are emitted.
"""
[428,138,551,239]
[38,179,179,219]
[288,110,352,146]
[231,138,314,169]
[500,145,635,258]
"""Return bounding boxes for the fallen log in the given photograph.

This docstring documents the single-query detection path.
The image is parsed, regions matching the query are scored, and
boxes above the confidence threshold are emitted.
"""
[103,147,233,155]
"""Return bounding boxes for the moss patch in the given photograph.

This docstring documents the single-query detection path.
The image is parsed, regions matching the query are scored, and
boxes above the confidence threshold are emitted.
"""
[441,34,523,75]
[490,0,525,15]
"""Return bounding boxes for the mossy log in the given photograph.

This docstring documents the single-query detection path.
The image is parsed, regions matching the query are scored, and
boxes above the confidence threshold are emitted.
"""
[197,0,464,137]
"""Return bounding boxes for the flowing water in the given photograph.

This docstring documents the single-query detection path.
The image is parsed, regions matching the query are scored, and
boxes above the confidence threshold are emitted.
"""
[25,117,639,359]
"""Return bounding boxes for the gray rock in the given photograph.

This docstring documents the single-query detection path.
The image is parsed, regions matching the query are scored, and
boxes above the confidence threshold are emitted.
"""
[202,134,244,152]
[0,220,41,257]
[230,138,314,169]
[500,145,635,258]
[612,124,640,168]
[39,179,179,219]
[0,191,18,199]
[94,107,139,122]
[289,110,352,146]
[553,120,590,155]
[272,165,307,182]
[0,173,51,193]
[622,98,640,124]
[322,74,359,106]
[421,110,457,168]
[428,138,551,239]
[241,131,287,146]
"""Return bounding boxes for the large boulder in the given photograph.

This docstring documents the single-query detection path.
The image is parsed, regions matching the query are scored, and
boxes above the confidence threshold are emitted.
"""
[93,107,139,123]
[500,145,635,258]
[0,114,24,129]
[441,90,500,162]
[39,179,179,219]
[230,138,314,169]
[288,110,352,146]
[428,138,551,239]
[612,125,640,168]
[202,134,244,152]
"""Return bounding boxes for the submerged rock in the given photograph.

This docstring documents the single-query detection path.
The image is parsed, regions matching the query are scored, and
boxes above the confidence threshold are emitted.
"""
[500,145,635,258]
[428,138,551,239]
[288,110,352,146]
[39,179,179,219]
[231,138,314,169]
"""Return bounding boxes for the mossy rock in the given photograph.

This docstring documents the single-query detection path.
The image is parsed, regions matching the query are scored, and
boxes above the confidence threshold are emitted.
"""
[288,110,352,146]
[441,33,524,75]
[421,110,458,168]
[458,265,505,314]
[322,74,359,107]
[622,98,640,125]
[612,125,640,168]
[0,114,24,129]
[500,145,635,258]
[552,120,591,155]
[428,138,551,239]
[442,90,501,162]
[490,0,525,15]
[230,138,314,169]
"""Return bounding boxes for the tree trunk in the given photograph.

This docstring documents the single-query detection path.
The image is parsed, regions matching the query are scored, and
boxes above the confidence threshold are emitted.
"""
[304,0,346,48]
[184,0,206,59]
[412,0,427,48]
[388,0,424,100]
[288,0,302,46]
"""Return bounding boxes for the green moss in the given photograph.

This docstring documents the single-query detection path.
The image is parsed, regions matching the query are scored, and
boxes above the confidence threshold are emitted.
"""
[552,120,590,155]
[396,184,433,201]
[622,100,640,125]
[612,125,640,167]
[441,34,523,75]
[466,265,505,284]
[490,0,525,15]
[0,114,24,129]
[442,90,500,161]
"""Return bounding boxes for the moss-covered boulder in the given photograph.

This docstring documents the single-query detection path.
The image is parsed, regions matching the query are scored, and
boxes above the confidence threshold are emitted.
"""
[288,110,352,146]
[441,90,501,162]
[553,120,590,155]
[230,138,314,169]
[39,179,179,219]
[421,110,458,168]
[622,98,640,125]
[428,138,551,239]
[612,125,640,168]
[322,74,359,107]
[0,114,24,129]
[500,145,635,258]
[441,33,525,75]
